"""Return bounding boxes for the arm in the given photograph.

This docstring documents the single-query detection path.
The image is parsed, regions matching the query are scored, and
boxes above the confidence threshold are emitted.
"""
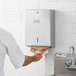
[23,53,42,66]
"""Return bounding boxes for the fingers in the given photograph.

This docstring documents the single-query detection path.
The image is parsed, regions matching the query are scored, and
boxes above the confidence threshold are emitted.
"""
[35,53,42,58]
[33,53,42,62]
[38,53,42,58]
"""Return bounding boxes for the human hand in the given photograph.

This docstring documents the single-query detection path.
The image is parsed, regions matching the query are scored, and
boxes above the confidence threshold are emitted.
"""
[31,53,42,62]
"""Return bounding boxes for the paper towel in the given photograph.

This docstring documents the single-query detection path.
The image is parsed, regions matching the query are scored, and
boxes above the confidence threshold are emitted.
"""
[30,46,49,55]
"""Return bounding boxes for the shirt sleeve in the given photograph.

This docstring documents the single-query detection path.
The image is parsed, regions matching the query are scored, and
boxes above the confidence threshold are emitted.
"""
[6,34,25,69]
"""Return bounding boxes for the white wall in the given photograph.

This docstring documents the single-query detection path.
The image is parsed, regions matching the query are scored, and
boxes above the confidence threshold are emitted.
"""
[0,0,76,76]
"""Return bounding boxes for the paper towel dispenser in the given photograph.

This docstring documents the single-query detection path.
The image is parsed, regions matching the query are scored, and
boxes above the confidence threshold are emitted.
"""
[25,9,55,47]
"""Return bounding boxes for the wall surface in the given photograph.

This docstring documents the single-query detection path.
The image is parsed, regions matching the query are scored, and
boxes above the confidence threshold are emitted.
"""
[0,0,76,76]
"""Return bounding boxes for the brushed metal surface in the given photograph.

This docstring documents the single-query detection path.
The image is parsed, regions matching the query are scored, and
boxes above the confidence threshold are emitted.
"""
[54,54,76,76]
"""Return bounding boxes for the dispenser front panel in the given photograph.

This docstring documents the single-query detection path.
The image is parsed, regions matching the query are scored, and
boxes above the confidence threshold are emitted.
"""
[25,10,54,47]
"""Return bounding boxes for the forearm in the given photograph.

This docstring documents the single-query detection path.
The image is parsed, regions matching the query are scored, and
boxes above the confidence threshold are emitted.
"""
[23,56,33,66]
